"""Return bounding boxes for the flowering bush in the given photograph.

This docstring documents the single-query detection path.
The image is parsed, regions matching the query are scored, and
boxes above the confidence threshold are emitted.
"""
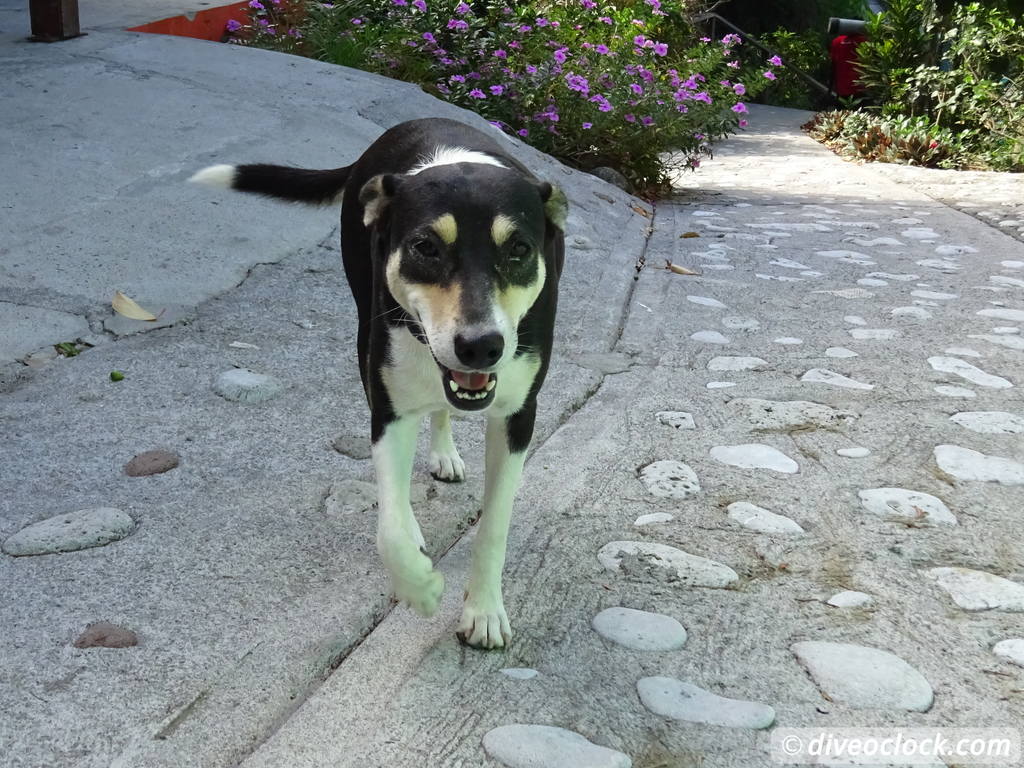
[227,0,781,191]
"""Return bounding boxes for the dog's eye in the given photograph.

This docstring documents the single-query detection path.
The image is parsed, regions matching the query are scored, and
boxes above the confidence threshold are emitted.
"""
[509,240,532,260]
[410,238,440,259]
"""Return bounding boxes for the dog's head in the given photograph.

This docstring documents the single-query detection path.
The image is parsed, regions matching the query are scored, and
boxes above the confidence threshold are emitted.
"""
[360,161,567,411]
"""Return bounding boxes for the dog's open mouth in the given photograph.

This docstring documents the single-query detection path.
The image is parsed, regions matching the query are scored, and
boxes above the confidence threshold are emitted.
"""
[442,368,497,410]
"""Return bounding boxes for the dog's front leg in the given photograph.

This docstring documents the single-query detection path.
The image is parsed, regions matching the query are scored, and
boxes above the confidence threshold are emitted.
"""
[457,403,535,649]
[373,415,444,617]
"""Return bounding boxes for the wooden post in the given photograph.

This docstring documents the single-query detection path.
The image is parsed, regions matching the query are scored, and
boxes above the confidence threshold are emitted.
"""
[29,0,82,42]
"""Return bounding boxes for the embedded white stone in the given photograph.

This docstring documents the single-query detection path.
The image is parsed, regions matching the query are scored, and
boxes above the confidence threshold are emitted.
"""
[850,237,904,247]
[801,369,874,390]
[902,227,940,240]
[934,445,1024,485]
[993,639,1024,668]
[917,258,961,271]
[928,357,1012,389]
[816,288,875,298]
[991,275,1024,289]
[927,568,1024,611]
[935,244,977,255]
[706,381,736,389]
[690,330,730,344]
[816,250,874,264]
[951,411,1024,434]
[1002,260,1024,269]
[771,258,811,270]
[773,337,803,345]
[500,668,539,680]
[655,411,695,430]
[868,272,919,281]
[639,460,700,499]
[597,541,738,587]
[934,385,976,398]
[3,508,136,556]
[636,677,775,729]
[969,333,1024,351]
[825,347,858,358]
[214,368,284,403]
[634,512,674,527]
[483,725,631,768]
[728,399,857,431]
[993,326,1021,334]
[837,447,870,458]
[687,295,727,309]
[710,444,798,473]
[592,607,687,651]
[708,356,768,372]
[858,278,888,287]
[849,328,898,340]
[791,641,933,711]
[979,308,1024,322]
[857,488,957,526]
[827,591,873,608]
[726,502,804,534]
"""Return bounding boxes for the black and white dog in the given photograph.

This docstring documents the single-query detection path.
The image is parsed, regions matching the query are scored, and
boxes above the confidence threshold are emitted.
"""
[191,118,566,648]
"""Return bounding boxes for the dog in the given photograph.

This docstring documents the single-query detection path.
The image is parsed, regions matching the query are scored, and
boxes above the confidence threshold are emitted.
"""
[190,117,567,649]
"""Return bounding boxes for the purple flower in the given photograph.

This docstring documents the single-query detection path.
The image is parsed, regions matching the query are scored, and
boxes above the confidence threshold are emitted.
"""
[517,128,528,137]
[248,0,263,8]
[693,91,712,104]
[489,84,504,95]
[624,113,636,123]
[536,17,549,27]
[581,0,597,8]
[727,60,739,68]
[422,31,435,42]
[633,34,647,47]
[525,64,538,74]
[700,36,710,42]
[553,47,569,64]
[721,33,741,45]
[225,18,242,31]
[494,49,507,58]
[468,88,486,98]
[508,40,521,49]
[519,24,532,32]
[769,55,783,66]
[763,70,776,80]
[566,73,590,95]
[733,83,746,95]
[731,102,748,113]
[449,74,465,82]
[641,115,654,126]
[629,83,643,95]
[412,0,426,11]
[595,44,610,55]
[582,121,593,129]
[599,16,612,24]
[447,18,468,30]
[652,42,668,56]
[392,0,407,4]
[739,118,748,127]
[455,1,471,13]
[287,27,302,37]
[351,18,362,24]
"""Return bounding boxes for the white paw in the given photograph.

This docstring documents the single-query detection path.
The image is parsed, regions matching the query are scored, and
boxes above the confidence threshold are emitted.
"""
[457,595,512,649]
[382,540,444,617]
[429,448,466,483]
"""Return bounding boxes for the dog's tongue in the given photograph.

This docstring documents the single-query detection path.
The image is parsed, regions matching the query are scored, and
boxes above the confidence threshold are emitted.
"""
[451,370,489,391]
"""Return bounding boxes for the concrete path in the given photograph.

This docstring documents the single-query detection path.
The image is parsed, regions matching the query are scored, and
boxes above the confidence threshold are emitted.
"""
[2,13,1023,768]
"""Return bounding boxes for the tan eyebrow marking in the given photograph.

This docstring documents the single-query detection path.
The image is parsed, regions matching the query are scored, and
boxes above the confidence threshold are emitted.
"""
[430,213,457,245]
[491,214,517,247]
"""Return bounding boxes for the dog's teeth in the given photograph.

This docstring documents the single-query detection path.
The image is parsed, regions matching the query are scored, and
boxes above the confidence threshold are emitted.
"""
[485,380,496,392]
[449,379,459,392]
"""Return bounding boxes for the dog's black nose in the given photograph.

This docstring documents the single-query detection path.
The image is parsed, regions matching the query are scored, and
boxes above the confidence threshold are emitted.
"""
[454,332,504,369]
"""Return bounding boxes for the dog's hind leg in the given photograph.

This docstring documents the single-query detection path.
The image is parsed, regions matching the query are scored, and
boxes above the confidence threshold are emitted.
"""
[373,415,444,617]
[457,404,534,649]
[428,410,466,483]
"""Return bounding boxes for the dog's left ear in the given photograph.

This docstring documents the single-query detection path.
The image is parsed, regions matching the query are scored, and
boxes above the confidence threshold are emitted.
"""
[538,182,568,231]
[359,174,400,227]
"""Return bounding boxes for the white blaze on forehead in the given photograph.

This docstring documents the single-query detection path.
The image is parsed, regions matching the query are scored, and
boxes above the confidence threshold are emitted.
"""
[491,214,517,246]
[407,145,507,175]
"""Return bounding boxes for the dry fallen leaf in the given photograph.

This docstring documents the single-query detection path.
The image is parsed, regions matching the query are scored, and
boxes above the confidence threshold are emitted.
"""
[112,291,157,321]
[664,260,701,276]
[630,203,652,218]
[679,231,700,238]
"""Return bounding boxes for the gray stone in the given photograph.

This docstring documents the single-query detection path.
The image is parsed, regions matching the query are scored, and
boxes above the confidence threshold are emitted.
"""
[591,607,687,651]
[827,591,873,608]
[950,411,1024,435]
[500,668,539,680]
[638,460,700,499]
[934,445,1024,485]
[726,502,804,535]
[993,639,1024,668]
[213,369,284,403]
[655,411,695,430]
[589,166,630,191]
[636,677,775,728]
[331,434,372,459]
[3,508,136,556]
[482,724,631,768]
[597,541,738,587]
[791,642,934,712]
[729,398,857,432]
[857,488,957,526]
[927,567,1024,611]
[710,444,799,473]
[73,621,139,649]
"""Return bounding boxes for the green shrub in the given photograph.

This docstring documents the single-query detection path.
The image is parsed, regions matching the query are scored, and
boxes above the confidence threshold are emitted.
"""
[226,0,781,192]
[756,28,830,109]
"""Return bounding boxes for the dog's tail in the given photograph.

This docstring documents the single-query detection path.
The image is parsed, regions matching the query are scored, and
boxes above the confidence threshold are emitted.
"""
[189,163,352,206]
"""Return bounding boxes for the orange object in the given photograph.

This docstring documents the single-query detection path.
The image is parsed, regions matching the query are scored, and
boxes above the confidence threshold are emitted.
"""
[128,2,250,41]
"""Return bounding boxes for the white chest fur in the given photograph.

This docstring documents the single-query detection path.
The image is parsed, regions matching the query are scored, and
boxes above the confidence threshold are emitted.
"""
[381,327,540,418]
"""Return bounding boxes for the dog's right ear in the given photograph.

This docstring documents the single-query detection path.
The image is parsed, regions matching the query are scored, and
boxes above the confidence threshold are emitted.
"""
[359,174,400,226]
